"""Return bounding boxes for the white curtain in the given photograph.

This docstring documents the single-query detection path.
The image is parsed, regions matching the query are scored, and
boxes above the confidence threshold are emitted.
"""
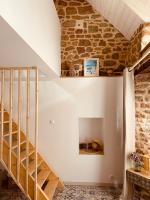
[122,68,136,199]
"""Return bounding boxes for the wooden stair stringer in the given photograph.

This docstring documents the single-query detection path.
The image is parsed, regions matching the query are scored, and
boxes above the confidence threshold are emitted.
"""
[0,142,32,200]
[2,138,48,200]
[0,109,64,200]
[37,184,50,200]
[19,129,64,190]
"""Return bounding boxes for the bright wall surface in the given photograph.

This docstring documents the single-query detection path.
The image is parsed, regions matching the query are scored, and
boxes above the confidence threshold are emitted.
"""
[37,77,123,184]
[3,77,123,184]
[0,0,61,76]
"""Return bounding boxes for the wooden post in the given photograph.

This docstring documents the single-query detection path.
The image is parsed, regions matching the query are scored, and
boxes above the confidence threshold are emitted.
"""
[0,70,4,161]
[9,69,13,171]
[34,68,38,200]
[26,68,30,195]
[17,69,21,183]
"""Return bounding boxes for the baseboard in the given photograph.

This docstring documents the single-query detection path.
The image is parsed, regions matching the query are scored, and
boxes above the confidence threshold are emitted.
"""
[64,181,123,188]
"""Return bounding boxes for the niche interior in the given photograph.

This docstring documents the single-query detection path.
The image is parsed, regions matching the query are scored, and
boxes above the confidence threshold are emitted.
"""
[79,118,104,155]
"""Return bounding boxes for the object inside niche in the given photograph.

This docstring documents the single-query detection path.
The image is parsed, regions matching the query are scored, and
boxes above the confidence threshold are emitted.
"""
[79,139,104,155]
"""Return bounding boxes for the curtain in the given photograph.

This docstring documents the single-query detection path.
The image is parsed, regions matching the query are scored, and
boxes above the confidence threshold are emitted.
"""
[122,68,136,198]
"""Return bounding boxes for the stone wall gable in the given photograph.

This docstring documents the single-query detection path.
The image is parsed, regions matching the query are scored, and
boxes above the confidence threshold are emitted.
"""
[55,0,130,76]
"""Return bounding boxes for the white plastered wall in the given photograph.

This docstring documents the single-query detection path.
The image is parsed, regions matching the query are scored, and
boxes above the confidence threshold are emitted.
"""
[2,77,123,184]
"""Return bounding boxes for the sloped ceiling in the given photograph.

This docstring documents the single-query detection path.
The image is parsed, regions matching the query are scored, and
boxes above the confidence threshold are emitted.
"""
[0,17,57,80]
[124,0,150,22]
[87,0,150,40]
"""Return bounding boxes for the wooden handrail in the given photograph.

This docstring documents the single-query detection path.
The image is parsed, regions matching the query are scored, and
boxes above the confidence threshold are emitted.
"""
[26,68,30,195]
[9,69,13,171]
[17,69,21,183]
[0,66,37,70]
[0,70,4,160]
[0,67,40,200]
[34,67,38,200]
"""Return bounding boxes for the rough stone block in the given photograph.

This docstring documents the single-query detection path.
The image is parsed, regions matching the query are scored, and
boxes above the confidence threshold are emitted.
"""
[79,39,91,46]
[66,7,77,15]
[78,6,94,15]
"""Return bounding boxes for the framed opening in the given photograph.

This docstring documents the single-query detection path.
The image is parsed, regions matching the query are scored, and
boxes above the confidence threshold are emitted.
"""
[79,118,104,155]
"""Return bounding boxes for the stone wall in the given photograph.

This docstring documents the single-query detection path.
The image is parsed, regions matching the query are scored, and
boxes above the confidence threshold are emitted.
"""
[127,25,143,67]
[133,24,150,156]
[135,72,150,155]
[127,23,150,67]
[55,0,129,76]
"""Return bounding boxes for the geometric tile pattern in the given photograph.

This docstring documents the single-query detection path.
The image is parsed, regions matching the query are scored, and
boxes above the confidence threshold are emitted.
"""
[53,185,122,200]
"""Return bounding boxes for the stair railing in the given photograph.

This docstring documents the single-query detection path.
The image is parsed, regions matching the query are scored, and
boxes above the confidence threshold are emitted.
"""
[0,67,39,200]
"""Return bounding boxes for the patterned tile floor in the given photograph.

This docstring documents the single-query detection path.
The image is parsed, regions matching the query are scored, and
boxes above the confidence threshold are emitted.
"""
[53,185,122,200]
[0,185,122,200]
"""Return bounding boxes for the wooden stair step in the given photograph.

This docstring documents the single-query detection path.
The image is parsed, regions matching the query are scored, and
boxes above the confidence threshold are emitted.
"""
[3,136,26,149]
[0,112,9,121]
[37,169,51,187]
[44,176,59,200]
[0,110,7,112]
[3,130,18,137]
[0,120,10,124]
[12,139,26,149]
[0,110,7,114]
[20,149,34,162]
[0,105,64,199]
[3,122,18,133]
[29,157,43,175]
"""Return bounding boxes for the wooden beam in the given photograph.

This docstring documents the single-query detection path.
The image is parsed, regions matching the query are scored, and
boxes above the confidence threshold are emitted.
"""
[135,58,150,75]
[140,42,150,56]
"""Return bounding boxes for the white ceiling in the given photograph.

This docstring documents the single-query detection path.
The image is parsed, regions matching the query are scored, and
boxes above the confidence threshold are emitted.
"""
[124,0,150,22]
[87,0,150,40]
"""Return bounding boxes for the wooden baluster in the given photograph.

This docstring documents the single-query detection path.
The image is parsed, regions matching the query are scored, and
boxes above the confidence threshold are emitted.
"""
[17,69,21,183]
[0,70,4,161]
[9,69,13,171]
[26,68,30,195]
[34,68,38,200]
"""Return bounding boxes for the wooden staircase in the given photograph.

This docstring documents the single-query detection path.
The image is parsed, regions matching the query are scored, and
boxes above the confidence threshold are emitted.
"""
[0,67,64,200]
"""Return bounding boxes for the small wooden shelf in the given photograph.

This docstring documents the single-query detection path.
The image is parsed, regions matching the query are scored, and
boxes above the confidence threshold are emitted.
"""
[79,149,104,155]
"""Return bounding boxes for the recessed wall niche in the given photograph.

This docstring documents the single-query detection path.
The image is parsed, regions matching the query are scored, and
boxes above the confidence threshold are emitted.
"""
[79,118,104,155]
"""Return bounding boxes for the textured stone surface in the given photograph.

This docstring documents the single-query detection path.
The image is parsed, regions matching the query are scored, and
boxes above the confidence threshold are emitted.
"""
[55,0,130,76]
[126,25,143,67]
[135,72,150,155]
[126,22,150,68]
[55,0,150,77]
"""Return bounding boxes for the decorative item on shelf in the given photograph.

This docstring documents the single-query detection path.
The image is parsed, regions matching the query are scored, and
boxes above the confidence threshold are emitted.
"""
[61,64,83,77]
[84,58,99,77]
[142,154,150,175]
[91,139,103,152]
[128,152,143,172]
